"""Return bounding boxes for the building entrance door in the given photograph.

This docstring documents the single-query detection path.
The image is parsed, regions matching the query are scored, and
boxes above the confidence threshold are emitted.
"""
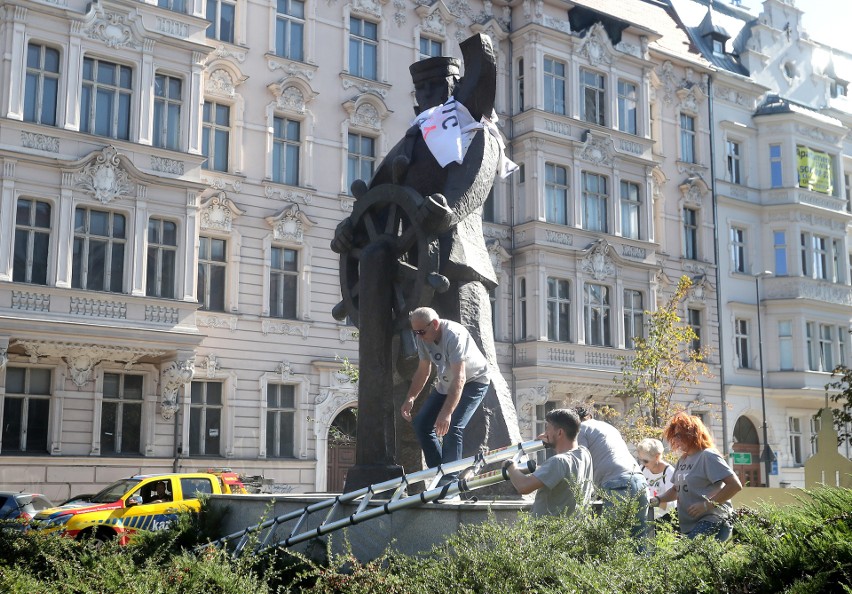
[326,407,357,492]
[732,416,762,487]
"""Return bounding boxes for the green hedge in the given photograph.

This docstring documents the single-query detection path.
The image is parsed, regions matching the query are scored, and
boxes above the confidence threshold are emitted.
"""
[2,488,850,593]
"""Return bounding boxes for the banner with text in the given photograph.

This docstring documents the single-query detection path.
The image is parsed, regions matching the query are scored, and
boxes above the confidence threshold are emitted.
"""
[797,145,834,195]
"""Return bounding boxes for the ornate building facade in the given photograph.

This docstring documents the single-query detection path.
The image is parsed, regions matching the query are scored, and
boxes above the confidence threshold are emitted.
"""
[0,0,844,500]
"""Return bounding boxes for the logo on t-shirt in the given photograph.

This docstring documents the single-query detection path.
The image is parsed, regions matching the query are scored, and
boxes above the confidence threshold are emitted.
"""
[434,353,442,361]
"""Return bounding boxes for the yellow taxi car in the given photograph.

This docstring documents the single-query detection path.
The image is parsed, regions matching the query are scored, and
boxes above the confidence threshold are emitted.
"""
[31,471,246,545]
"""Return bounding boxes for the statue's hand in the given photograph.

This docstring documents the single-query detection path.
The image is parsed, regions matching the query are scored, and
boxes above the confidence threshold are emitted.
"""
[331,218,354,253]
[417,193,453,233]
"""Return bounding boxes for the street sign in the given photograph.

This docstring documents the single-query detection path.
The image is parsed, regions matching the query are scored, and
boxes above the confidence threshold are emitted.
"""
[730,452,752,465]
[770,460,779,476]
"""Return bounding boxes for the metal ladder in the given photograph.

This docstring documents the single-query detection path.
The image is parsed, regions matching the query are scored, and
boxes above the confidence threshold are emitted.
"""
[205,439,544,558]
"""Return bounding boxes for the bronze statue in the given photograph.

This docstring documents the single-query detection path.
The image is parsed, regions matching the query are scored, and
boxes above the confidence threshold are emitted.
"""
[332,34,521,491]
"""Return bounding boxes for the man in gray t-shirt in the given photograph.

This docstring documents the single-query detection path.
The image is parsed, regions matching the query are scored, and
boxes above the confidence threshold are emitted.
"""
[504,409,594,516]
[576,408,649,538]
[402,307,490,476]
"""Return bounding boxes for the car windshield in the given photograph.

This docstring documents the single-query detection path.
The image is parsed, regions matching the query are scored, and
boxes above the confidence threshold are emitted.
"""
[88,479,142,503]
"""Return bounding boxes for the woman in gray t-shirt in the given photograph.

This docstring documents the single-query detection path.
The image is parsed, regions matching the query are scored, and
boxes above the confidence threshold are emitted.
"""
[649,412,743,541]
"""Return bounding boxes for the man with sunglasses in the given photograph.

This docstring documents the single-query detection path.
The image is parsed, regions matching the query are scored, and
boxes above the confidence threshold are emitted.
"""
[402,307,490,482]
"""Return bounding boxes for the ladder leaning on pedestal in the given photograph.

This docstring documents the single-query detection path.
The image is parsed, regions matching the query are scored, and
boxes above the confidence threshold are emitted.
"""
[202,439,544,559]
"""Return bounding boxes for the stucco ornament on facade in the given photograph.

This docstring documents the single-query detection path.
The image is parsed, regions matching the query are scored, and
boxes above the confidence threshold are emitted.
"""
[579,23,613,66]
[577,131,614,167]
[416,1,452,36]
[75,146,134,204]
[266,204,316,243]
[209,44,246,63]
[679,177,707,204]
[486,239,511,274]
[0,347,7,371]
[14,341,165,387]
[264,185,313,205]
[581,240,616,281]
[206,69,247,98]
[314,387,358,435]
[161,358,195,420]
[202,354,220,378]
[81,4,142,50]
[515,382,551,439]
[676,84,706,113]
[275,360,294,380]
[200,193,244,232]
[352,0,387,18]
[21,131,59,153]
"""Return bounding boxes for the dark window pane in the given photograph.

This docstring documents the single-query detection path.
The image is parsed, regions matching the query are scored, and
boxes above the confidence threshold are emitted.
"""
[34,202,51,228]
[26,398,50,452]
[124,375,143,399]
[205,407,221,454]
[2,398,23,451]
[29,369,51,395]
[122,403,142,454]
[103,373,120,397]
[206,383,222,405]
[189,407,202,455]
[101,401,117,453]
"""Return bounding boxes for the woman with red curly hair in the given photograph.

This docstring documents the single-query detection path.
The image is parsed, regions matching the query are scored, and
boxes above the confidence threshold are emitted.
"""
[649,412,742,541]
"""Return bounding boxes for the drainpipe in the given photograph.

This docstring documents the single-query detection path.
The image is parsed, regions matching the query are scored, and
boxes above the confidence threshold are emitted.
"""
[707,74,730,455]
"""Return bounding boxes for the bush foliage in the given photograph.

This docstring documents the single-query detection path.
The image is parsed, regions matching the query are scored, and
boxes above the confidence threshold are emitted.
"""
[1,488,850,593]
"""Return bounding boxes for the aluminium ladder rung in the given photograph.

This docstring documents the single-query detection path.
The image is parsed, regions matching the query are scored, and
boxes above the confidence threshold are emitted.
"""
[205,439,544,558]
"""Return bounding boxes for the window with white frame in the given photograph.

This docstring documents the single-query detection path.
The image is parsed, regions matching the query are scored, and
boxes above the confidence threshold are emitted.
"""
[546,277,570,342]
[730,226,746,273]
[582,172,607,233]
[198,236,227,311]
[584,283,611,347]
[276,0,304,61]
[518,277,527,339]
[13,198,51,285]
[517,58,524,112]
[206,0,235,43]
[840,326,848,367]
[158,0,186,12]
[545,163,569,225]
[846,172,852,213]
[146,217,177,299]
[419,37,442,60]
[819,323,834,371]
[789,416,803,465]
[726,140,741,184]
[806,322,817,371]
[779,320,793,370]
[535,400,556,462]
[347,133,375,193]
[349,17,378,81]
[273,116,300,185]
[24,43,59,126]
[774,230,788,275]
[489,286,497,336]
[623,289,643,349]
[770,144,783,188]
[482,187,495,223]
[688,307,702,351]
[80,58,132,140]
[153,74,182,150]
[581,69,605,126]
[266,384,295,458]
[683,207,698,260]
[2,367,51,454]
[616,80,637,134]
[101,373,143,456]
[544,58,566,115]
[833,239,844,284]
[810,415,820,455]
[680,114,696,163]
[189,381,222,456]
[801,232,829,280]
[735,318,750,368]
[202,101,230,172]
[620,181,640,239]
[72,207,126,293]
[270,246,298,319]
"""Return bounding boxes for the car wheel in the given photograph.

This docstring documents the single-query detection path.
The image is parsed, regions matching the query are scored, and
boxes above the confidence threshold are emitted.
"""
[78,528,115,548]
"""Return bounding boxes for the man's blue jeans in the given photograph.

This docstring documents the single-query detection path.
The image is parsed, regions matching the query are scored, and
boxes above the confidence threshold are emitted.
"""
[687,519,733,542]
[600,472,650,539]
[412,381,488,476]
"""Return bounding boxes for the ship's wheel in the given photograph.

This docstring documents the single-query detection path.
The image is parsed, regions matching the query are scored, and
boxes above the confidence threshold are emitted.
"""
[331,182,449,330]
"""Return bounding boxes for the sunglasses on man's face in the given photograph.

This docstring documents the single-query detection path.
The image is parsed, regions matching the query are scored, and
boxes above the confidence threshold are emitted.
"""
[413,328,429,336]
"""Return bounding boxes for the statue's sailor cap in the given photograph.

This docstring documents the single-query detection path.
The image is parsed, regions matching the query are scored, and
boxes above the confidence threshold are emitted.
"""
[409,57,461,82]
